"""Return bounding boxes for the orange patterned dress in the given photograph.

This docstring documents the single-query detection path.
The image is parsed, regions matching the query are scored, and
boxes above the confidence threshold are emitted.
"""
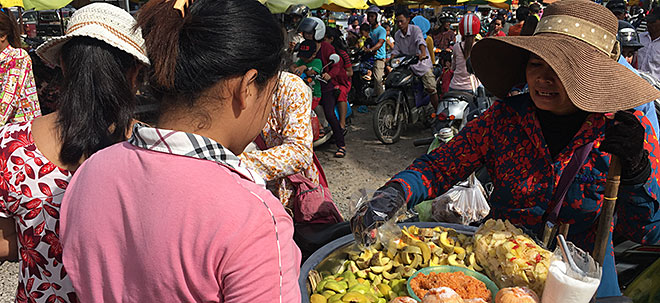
[240,72,320,207]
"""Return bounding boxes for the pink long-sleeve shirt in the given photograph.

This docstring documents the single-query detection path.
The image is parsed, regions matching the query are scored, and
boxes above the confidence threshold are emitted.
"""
[60,141,301,302]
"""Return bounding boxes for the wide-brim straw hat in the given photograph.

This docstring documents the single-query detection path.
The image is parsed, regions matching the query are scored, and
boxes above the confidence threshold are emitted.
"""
[471,0,660,113]
[37,3,149,67]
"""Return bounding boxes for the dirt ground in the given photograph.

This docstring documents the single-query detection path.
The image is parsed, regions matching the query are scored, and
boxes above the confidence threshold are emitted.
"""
[314,106,431,218]
[0,107,433,300]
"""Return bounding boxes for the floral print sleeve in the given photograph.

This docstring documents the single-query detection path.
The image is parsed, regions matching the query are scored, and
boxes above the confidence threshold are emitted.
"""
[239,72,319,205]
[613,111,660,245]
[0,122,77,303]
[0,46,41,126]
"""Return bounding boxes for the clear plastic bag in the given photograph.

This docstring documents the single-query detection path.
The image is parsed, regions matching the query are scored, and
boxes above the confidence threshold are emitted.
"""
[349,188,407,250]
[431,173,490,225]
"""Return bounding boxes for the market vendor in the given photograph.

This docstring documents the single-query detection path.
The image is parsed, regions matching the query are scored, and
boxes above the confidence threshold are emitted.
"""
[351,0,660,298]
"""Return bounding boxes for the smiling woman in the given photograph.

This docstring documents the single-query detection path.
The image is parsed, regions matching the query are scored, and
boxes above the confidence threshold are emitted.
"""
[350,0,660,300]
[525,54,576,115]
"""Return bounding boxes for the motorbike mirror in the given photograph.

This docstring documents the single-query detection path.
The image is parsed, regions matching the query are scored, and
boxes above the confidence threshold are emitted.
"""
[329,53,341,64]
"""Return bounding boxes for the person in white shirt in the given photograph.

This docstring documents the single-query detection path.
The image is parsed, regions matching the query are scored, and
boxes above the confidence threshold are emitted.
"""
[638,7,660,81]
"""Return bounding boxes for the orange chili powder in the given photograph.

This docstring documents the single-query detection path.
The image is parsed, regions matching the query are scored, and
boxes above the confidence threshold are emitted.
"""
[409,271,492,302]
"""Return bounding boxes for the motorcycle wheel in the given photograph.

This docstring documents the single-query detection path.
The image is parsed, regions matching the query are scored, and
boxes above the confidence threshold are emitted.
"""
[373,97,403,144]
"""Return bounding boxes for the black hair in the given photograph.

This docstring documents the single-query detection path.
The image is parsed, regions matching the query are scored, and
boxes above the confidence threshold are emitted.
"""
[57,37,139,166]
[325,27,347,52]
[529,3,541,14]
[137,0,283,109]
[360,23,371,32]
[0,9,21,48]
[382,22,391,29]
[395,9,410,19]
[520,14,539,36]
[516,6,530,23]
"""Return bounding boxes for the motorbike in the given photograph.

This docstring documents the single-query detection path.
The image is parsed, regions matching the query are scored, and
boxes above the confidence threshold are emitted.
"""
[434,85,493,134]
[373,55,436,144]
[347,48,376,105]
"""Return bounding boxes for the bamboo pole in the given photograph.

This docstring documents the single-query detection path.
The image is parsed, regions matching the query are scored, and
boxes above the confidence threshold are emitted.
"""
[592,155,621,265]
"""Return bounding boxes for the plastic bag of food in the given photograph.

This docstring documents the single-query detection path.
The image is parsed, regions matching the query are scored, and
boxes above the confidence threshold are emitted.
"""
[431,173,490,225]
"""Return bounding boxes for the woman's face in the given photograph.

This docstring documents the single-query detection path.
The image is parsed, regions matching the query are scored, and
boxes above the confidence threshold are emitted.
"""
[494,19,502,31]
[526,54,578,115]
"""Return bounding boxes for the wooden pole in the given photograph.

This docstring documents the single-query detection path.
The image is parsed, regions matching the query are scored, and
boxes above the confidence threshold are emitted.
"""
[592,156,621,265]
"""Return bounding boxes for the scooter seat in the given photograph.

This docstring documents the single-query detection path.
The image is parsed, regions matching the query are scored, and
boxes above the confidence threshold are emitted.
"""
[442,91,474,101]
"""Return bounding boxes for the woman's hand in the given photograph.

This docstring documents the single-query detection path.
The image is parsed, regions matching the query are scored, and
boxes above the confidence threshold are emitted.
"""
[600,110,651,184]
[350,183,406,247]
[322,73,332,81]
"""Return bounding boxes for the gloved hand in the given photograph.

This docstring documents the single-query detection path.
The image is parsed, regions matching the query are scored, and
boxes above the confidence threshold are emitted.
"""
[350,182,407,247]
[600,110,651,185]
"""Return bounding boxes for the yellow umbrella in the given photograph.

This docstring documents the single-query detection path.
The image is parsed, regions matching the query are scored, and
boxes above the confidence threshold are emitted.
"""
[373,0,394,5]
[22,0,72,10]
[2,0,74,10]
[326,0,368,9]
[0,0,22,7]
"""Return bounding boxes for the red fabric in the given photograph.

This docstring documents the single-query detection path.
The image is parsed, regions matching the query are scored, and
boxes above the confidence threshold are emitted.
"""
[336,82,351,103]
[486,31,506,37]
[311,96,321,109]
[441,68,454,94]
[508,22,524,36]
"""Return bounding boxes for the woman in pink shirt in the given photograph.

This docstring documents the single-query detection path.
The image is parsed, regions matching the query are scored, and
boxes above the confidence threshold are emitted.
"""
[59,0,301,302]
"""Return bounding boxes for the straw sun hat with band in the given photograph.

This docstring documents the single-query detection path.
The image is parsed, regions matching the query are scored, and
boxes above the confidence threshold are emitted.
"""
[36,2,149,67]
[471,0,660,113]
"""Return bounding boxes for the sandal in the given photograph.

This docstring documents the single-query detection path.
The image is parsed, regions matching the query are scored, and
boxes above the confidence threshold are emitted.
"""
[334,147,346,158]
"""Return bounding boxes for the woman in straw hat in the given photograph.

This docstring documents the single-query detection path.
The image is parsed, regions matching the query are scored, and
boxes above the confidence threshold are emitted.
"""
[351,0,660,297]
[0,3,149,302]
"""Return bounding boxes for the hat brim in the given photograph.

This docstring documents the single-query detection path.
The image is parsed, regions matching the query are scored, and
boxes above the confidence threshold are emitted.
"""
[35,35,73,67]
[36,23,150,67]
[471,34,660,113]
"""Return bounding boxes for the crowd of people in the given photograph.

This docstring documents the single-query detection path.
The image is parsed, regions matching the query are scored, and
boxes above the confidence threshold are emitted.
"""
[0,0,654,302]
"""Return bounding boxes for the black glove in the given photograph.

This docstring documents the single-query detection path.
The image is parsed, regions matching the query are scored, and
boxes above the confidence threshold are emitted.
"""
[350,182,407,247]
[600,110,651,185]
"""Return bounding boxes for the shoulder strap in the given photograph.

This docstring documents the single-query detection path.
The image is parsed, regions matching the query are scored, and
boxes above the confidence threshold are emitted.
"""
[253,134,268,150]
[543,142,595,224]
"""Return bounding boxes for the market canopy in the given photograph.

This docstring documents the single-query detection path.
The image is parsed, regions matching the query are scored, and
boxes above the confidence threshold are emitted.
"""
[1,0,73,10]
[259,0,397,13]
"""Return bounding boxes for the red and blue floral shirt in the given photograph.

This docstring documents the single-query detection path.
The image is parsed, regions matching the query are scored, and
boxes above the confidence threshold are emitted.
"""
[391,94,660,296]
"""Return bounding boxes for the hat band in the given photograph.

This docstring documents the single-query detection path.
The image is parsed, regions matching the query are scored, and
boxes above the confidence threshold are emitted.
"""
[534,15,620,60]
[67,21,146,56]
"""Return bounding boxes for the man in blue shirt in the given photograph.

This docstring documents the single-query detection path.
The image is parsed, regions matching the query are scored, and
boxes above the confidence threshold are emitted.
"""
[365,5,387,98]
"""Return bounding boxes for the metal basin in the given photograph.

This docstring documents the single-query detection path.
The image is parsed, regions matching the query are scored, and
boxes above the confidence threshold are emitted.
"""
[299,222,478,302]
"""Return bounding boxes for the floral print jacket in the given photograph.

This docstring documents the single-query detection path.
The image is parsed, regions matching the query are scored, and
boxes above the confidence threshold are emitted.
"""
[391,94,660,296]
[240,72,319,206]
[0,45,41,126]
